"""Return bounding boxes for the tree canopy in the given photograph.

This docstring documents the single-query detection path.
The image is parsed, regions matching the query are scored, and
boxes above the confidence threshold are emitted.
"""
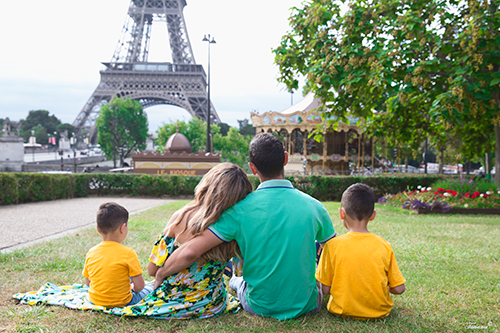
[96,98,148,168]
[274,0,500,183]
[20,110,61,144]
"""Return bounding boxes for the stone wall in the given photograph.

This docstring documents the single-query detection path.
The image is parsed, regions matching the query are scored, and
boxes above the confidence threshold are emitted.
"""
[0,135,24,172]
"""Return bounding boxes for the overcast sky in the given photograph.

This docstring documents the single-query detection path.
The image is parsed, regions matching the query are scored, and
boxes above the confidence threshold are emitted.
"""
[0,0,306,134]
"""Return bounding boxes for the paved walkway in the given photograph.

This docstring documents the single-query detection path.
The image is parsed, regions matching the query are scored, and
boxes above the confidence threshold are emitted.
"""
[0,197,176,253]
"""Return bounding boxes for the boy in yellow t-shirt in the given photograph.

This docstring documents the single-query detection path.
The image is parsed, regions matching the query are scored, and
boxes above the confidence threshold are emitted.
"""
[83,202,153,308]
[316,183,406,319]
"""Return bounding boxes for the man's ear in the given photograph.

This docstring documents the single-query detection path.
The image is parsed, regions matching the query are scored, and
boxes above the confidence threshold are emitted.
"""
[119,223,127,234]
[96,227,102,235]
[369,210,376,221]
[248,162,258,175]
[283,151,289,167]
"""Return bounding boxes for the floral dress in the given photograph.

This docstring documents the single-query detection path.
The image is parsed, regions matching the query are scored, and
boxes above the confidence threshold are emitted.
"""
[117,233,239,319]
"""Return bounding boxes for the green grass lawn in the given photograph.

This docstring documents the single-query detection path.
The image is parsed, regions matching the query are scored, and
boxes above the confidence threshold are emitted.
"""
[1,201,499,332]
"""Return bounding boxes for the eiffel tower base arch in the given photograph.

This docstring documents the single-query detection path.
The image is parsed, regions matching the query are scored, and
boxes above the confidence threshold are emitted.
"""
[73,63,218,143]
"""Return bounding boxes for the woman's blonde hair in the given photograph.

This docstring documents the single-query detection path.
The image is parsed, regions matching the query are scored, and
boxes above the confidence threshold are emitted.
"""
[167,163,253,262]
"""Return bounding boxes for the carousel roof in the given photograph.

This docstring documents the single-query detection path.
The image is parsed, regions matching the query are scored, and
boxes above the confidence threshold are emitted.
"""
[280,92,322,114]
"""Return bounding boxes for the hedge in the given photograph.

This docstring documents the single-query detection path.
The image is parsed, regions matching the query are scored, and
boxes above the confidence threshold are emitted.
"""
[0,172,446,206]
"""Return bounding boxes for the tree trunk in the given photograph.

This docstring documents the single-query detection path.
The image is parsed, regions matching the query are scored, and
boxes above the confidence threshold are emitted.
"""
[424,137,428,174]
[495,125,500,186]
[438,148,444,174]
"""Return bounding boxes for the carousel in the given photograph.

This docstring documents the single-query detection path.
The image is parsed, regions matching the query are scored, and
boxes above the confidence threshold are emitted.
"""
[250,93,374,175]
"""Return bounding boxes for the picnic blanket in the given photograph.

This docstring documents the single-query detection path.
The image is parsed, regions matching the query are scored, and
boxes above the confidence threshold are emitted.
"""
[13,282,240,319]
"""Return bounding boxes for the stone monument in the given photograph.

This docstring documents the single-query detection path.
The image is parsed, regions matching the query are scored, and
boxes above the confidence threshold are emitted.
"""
[0,118,24,172]
[59,130,71,151]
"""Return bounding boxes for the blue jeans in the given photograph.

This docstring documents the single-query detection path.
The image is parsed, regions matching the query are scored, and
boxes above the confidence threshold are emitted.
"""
[127,281,154,306]
[229,276,258,315]
[229,276,323,317]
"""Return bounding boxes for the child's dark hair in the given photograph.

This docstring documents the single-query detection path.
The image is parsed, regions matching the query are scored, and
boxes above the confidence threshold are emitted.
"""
[96,202,129,234]
[249,133,285,178]
[341,183,375,221]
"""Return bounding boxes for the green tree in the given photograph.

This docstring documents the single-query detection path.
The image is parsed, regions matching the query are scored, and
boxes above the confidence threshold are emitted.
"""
[238,119,256,136]
[56,123,76,139]
[156,119,252,171]
[213,127,252,172]
[218,122,230,136]
[20,110,61,143]
[96,98,148,168]
[155,117,220,153]
[32,124,48,145]
[429,0,500,183]
[274,0,500,182]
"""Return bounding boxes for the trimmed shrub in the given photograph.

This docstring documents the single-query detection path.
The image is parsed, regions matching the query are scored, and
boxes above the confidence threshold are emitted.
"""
[0,173,19,205]
[0,172,446,205]
[287,175,445,201]
[131,174,202,197]
[14,173,76,204]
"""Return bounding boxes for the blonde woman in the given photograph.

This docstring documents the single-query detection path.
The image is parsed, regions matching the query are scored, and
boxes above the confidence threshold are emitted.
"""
[128,163,252,319]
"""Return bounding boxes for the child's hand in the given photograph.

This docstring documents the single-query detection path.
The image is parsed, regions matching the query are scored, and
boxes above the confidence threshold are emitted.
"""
[389,284,405,295]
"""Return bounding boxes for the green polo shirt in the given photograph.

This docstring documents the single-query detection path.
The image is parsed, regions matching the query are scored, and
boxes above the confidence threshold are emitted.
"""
[208,179,335,320]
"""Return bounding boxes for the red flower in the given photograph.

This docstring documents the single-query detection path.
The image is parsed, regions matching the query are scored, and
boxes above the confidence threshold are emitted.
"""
[409,192,413,195]
[435,191,439,195]
[446,189,452,193]
[451,190,457,196]
[465,193,470,198]
[473,191,480,197]
[440,194,444,197]
[484,194,488,198]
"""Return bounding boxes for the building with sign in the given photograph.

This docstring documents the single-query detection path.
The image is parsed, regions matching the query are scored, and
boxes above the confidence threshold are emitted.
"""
[250,93,374,175]
[131,132,220,175]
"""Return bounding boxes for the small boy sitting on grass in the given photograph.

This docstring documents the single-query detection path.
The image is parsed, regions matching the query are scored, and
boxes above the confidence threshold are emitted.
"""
[316,183,406,319]
[83,202,153,308]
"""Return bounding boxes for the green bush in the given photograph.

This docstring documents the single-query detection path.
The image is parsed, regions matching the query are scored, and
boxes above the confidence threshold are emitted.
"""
[0,172,447,205]
[14,173,75,204]
[131,174,202,197]
[0,173,19,205]
[286,174,445,201]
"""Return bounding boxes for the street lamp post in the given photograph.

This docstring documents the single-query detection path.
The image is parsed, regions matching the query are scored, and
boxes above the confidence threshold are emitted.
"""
[202,34,216,153]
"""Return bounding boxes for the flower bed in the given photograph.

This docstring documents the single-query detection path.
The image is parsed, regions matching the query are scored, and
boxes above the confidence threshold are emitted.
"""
[378,178,500,214]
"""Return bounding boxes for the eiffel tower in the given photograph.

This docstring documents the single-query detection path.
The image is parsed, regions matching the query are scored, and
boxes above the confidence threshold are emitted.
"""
[73,0,220,142]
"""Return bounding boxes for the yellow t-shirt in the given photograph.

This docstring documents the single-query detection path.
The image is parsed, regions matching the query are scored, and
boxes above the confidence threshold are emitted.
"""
[83,241,143,308]
[316,232,406,319]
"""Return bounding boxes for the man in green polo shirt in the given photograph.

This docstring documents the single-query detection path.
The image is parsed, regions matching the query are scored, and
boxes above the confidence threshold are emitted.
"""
[154,133,336,320]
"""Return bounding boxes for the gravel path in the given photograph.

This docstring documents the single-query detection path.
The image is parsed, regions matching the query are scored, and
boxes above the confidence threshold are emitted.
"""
[0,197,175,253]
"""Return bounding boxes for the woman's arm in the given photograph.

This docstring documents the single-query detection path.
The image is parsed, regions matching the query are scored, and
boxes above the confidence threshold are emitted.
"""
[147,261,159,277]
[153,229,223,289]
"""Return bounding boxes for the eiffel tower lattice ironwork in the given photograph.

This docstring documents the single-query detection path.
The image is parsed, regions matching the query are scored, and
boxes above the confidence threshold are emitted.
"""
[73,0,220,141]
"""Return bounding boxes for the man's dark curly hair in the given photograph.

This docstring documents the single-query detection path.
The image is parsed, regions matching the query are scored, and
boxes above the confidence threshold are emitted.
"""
[249,133,285,178]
